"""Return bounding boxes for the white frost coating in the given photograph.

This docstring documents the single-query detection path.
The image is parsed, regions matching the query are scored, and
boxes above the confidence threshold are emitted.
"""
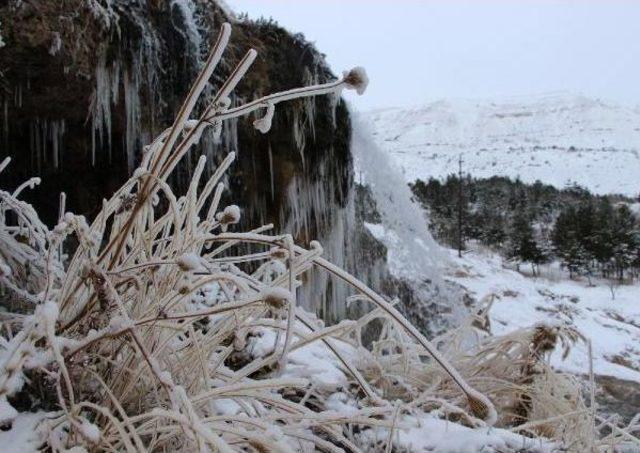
[176,253,203,272]
[309,240,323,253]
[158,371,173,387]
[0,257,11,277]
[182,119,200,133]
[36,301,59,327]
[170,0,202,55]
[216,205,240,226]
[48,32,62,56]
[260,286,293,309]
[343,66,369,95]
[107,315,134,332]
[253,102,275,134]
[0,397,18,425]
[0,157,10,173]
[79,418,101,443]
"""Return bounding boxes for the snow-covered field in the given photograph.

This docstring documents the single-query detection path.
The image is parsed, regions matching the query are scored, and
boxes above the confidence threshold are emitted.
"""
[364,93,640,196]
[445,249,640,383]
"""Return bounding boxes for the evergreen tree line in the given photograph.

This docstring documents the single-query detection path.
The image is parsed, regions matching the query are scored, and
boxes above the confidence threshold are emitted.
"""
[410,176,640,281]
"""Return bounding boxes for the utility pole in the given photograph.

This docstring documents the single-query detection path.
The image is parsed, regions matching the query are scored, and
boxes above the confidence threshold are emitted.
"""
[457,154,464,258]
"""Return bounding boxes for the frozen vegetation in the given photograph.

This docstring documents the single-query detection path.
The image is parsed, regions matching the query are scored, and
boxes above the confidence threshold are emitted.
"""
[1,18,639,453]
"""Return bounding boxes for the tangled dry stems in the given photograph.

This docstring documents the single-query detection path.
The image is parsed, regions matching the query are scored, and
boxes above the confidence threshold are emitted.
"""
[0,23,637,452]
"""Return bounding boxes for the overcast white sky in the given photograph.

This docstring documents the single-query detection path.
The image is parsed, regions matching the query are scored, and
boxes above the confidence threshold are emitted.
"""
[225,0,640,111]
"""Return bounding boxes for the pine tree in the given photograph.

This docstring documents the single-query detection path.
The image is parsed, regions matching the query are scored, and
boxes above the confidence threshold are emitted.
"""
[507,210,546,275]
[552,206,590,278]
[592,198,615,276]
[610,204,637,281]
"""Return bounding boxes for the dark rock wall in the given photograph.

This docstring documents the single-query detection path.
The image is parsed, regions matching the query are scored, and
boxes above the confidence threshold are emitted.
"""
[0,0,350,227]
[0,0,358,320]
[0,1,449,330]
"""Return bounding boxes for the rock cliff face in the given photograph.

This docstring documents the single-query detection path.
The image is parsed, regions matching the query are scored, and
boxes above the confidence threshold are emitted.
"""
[1,0,350,221]
[1,0,454,329]
[1,0,356,318]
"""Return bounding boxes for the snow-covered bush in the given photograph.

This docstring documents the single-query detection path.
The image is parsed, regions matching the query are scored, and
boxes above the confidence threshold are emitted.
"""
[0,23,637,452]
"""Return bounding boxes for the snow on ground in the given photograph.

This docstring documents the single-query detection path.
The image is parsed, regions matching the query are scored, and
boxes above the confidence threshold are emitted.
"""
[359,412,554,453]
[364,93,640,196]
[0,411,48,453]
[445,248,640,383]
[235,312,556,452]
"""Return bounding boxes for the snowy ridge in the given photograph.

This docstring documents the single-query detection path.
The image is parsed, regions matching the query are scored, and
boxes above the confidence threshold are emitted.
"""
[365,93,640,196]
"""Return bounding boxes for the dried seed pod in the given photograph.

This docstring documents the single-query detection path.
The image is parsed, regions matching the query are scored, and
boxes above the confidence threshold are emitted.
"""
[342,67,369,95]
[269,247,289,261]
[261,287,293,310]
[216,205,241,231]
[176,253,203,272]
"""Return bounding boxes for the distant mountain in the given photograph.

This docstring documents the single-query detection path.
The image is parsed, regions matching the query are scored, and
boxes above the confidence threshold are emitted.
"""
[363,93,640,196]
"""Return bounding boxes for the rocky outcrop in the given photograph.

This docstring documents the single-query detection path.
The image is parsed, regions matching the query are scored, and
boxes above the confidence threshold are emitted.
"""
[0,0,350,231]
[596,375,640,425]
[1,1,454,331]
[1,0,356,318]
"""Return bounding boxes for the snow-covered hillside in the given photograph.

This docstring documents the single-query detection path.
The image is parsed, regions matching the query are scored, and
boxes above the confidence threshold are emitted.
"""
[445,249,640,383]
[364,93,640,196]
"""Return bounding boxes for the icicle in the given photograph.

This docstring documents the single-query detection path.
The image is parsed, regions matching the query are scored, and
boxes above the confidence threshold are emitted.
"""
[15,84,23,108]
[0,20,5,49]
[124,68,141,173]
[302,66,318,140]
[2,98,8,139]
[42,119,48,165]
[48,32,62,56]
[268,142,275,201]
[170,0,202,57]
[50,119,65,170]
[292,109,306,168]
[222,116,238,154]
[329,91,340,129]
[90,55,115,167]
[35,119,42,172]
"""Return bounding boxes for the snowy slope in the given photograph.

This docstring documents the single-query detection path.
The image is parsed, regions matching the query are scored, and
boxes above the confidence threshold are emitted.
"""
[444,249,640,383]
[362,211,640,385]
[364,93,640,196]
